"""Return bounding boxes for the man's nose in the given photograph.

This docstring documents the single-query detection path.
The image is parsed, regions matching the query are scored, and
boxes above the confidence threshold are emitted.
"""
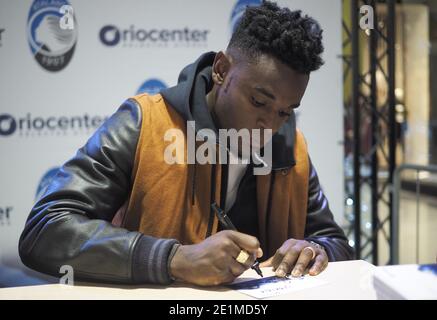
[256,116,279,134]
[256,109,275,130]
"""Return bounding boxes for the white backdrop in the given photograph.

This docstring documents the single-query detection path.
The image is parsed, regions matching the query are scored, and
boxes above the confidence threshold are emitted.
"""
[0,0,344,285]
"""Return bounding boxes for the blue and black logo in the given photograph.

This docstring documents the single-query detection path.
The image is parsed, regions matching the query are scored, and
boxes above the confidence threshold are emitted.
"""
[136,78,167,95]
[99,25,120,47]
[36,167,60,201]
[0,114,16,136]
[230,0,262,35]
[27,0,77,72]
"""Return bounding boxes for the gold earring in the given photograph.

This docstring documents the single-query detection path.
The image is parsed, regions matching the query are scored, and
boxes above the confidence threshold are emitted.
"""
[214,73,223,84]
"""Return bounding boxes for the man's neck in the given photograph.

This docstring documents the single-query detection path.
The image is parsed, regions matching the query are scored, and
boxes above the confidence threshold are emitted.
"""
[206,87,222,130]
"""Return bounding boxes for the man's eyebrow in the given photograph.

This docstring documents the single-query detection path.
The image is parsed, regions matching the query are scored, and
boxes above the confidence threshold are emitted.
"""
[254,86,276,100]
[289,103,301,109]
[254,86,300,109]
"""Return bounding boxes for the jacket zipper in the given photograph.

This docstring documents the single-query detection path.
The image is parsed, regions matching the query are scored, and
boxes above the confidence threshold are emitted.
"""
[264,171,276,252]
[205,150,230,238]
[206,163,217,238]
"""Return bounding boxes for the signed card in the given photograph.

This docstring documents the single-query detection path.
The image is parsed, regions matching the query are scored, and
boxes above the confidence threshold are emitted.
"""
[228,275,328,299]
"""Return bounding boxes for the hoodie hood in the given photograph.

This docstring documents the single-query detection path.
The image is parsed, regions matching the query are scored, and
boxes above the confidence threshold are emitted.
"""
[160,51,297,170]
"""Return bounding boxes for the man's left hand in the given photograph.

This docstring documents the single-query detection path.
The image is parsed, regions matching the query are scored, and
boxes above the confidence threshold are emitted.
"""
[259,239,328,277]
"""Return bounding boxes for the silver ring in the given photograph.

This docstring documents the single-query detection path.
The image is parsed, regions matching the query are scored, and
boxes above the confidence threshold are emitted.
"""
[309,241,325,251]
[303,246,316,260]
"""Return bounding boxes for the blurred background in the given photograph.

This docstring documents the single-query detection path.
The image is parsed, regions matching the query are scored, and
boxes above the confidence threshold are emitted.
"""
[0,0,435,287]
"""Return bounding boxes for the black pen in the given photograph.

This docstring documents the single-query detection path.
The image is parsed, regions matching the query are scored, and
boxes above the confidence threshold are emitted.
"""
[211,202,263,278]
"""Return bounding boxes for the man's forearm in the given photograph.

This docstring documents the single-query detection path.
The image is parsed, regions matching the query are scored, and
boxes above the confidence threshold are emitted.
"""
[19,210,179,284]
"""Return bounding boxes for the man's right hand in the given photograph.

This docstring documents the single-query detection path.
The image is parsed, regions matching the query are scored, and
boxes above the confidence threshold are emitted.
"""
[169,230,263,286]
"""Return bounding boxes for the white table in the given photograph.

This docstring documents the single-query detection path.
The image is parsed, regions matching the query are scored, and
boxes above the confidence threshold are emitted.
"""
[0,260,377,300]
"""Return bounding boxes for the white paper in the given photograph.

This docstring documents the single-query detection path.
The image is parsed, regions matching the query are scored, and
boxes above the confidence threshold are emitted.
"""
[228,275,329,299]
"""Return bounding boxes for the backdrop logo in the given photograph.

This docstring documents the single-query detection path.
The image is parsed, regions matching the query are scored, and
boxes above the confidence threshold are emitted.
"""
[136,79,167,95]
[99,25,120,46]
[36,167,60,201]
[0,28,4,47]
[99,24,209,48]
[0,113,108,137]
[27,0,78,71]
[0,206,13,226]
[0,114,17,136]
[230,0,262,35]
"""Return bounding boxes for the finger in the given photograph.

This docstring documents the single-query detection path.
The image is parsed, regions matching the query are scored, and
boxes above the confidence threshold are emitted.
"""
[271,249,287,271]
[271,253,283,271]
[226,230,262,256]
[259,256,274,268]
[221,271,237,285]
[227,240,246,259]
[216,231,249,260]
[256,247,263,258]
[309,253,329,276]
[275,247,301,277]
[291,247,315,277]
[234,249,256,268]
[271,241,296,271]
[226,236,257,269]
[242,252,257,269]
[229,259,247,278]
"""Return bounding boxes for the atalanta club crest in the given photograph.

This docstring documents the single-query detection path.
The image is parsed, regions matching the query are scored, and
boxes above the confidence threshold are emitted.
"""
[27,0,77,72]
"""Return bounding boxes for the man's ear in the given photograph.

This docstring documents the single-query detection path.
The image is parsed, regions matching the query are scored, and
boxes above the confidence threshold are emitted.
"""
[212,51,231,85]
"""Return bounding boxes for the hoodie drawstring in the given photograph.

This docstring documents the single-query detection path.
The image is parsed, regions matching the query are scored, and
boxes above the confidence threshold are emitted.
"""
[191,162,197,206]
[205,163,217,238]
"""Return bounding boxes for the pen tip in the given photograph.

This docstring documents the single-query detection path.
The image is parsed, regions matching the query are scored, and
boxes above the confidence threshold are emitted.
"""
[255,266,263,278]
